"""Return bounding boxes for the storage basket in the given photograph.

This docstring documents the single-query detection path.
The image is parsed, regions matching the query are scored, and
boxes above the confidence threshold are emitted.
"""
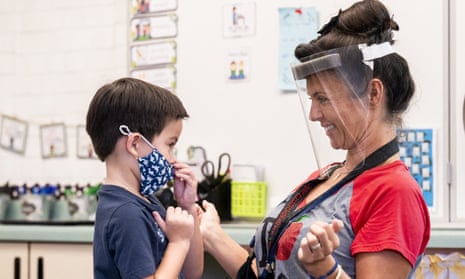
[231,181,267,218]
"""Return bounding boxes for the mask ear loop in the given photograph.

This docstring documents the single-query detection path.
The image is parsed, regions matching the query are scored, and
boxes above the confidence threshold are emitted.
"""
[119,125,156,149]
[119,125,131,136]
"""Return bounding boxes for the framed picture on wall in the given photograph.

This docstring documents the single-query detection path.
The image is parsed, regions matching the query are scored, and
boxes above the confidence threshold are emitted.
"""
[223,2,256,38]
[130,0,177,16]
[40,123,67,158]
[130,41,177,68]
[225,48,250,81]
[0,115,28,154]
[130,66,177,90]
[76,125,98,159]
[129,14,178,42]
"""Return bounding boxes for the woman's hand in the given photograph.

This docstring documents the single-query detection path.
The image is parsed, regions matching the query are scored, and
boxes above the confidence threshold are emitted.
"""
[297,219,344,276]
[197,200,222,253]
[171,161,198,210]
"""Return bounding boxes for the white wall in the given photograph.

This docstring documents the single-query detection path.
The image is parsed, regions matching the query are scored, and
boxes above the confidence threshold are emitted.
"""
[0,0,127,185]
[174,0,449,210]
[452,0,465,221]
[0,0,452,213]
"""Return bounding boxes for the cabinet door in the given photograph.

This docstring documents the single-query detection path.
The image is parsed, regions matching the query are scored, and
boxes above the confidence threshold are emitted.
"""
[29,243,92,279]
[0,242,29,279]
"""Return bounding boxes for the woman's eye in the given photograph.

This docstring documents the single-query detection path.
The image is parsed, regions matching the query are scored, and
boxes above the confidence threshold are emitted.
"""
[316,96,329,103]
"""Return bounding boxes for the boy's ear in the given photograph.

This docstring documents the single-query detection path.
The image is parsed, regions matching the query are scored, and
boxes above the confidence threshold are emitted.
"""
[125,133,141,157]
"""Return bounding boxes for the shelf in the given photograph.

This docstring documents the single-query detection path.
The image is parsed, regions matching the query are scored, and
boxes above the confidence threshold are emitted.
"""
[0,223,463,249]
[0,224,93,243]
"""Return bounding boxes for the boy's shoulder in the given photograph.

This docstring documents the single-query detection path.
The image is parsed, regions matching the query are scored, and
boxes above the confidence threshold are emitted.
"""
[98,185,165,220]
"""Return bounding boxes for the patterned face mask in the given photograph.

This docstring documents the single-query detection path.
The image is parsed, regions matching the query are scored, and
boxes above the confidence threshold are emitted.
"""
[119,125,175,196]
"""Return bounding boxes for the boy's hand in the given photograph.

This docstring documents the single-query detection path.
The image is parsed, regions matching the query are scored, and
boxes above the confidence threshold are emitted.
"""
[153,206,194,244]
[171,161,198,210]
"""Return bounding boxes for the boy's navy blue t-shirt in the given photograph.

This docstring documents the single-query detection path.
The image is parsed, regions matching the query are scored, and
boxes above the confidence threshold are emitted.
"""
[93,185,183,279]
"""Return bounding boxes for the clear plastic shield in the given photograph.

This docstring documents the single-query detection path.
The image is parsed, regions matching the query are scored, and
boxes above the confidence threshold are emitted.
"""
[291,43,394,174]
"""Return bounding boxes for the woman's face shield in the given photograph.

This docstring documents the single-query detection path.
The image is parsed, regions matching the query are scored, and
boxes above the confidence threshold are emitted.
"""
[291,43,394,172]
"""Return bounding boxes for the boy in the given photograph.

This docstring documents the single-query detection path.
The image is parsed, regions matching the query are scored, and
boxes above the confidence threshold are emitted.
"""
[87,77,203,279]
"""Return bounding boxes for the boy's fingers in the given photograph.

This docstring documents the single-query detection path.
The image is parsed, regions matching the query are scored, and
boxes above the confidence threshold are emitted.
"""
[152,211,166,232]
[202,200,215,209]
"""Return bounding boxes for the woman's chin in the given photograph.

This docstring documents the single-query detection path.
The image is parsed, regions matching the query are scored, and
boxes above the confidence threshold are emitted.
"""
[328,138,341,149]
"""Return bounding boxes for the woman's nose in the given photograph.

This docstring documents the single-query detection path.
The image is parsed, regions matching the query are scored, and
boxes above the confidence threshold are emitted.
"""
[309,102,322,121]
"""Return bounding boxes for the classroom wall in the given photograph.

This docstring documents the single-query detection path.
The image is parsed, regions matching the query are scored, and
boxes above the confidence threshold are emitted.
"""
[175,0,449,208]
[0,0,127,185]
[0,0,453,213]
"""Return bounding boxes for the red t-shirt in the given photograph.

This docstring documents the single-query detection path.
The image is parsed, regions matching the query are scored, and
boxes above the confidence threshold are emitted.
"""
[254,160,430,278]
[349,160,430,265]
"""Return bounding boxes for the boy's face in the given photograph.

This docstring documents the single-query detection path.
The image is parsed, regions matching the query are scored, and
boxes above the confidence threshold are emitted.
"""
[145,118,183,163]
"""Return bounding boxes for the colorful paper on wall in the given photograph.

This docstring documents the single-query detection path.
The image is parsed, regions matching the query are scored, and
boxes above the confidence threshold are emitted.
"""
[223,3,255,38]
[397,128,434,207]
[278,7,319,92]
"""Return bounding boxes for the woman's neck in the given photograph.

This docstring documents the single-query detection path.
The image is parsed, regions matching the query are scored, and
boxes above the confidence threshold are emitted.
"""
[344,127,397,170]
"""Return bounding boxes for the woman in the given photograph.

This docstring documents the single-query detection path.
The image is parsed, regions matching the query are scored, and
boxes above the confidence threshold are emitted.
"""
[199,1,430,278]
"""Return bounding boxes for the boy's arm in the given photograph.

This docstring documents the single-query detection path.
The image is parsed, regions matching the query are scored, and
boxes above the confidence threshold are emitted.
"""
[144,239,190,279]
[151,207,194,279]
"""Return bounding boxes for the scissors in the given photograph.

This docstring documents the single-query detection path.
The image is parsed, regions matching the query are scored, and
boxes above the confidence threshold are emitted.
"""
[201,152,232,185]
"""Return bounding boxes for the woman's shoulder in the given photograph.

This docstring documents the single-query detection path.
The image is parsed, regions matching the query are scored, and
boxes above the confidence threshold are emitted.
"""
[354,160,421,195]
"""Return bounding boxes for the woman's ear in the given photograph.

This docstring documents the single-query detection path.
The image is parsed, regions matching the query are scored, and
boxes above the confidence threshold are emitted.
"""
[369,78,384,106]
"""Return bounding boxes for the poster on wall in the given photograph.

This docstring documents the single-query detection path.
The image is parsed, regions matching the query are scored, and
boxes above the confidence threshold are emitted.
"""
[0,115,28,154]
[278,7,319,91]
[130,14,178,42]
[130,0,177,17]
[130,41,177,68]
[131,67,177,90]
[76,125,97,159]
[397,128,434,208]
[223,2,255,38]
[40,123,67,159]
[225,48,250,81]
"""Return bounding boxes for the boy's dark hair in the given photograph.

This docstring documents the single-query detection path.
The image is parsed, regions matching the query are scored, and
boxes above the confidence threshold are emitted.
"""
[86,77,189,161]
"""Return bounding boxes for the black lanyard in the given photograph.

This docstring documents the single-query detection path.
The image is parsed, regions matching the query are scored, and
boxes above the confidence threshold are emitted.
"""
[261,137,399,277]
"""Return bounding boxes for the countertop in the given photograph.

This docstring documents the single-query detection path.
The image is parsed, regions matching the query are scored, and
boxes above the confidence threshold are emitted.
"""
[0,222,464,248]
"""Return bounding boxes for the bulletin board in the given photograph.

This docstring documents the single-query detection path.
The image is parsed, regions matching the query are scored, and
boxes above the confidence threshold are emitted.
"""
[128,0,178,90]
[397,128,434,208]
